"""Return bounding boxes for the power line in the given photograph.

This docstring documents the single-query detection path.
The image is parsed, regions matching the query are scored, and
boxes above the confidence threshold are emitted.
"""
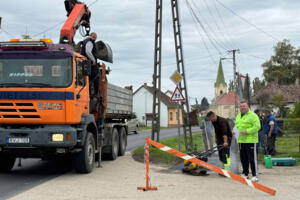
[33,0,100,37]
[189,0,229,52]
[32,20,66,37]
[212,0,238,49]
[88,0,99,7]
[202,0,234,50]
[185,0,224,57]
[240,52,266,60]
[184,3,218,64]
[215,0,278,42]
[0,28,15,38]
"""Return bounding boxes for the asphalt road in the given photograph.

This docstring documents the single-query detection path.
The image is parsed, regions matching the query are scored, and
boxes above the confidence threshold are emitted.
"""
[0,127,200,200]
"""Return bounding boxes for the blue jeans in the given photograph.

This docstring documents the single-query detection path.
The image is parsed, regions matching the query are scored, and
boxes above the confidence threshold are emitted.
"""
[257,130,266,154]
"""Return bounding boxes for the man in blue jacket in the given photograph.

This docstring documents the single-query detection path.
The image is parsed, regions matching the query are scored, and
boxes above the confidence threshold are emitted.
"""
[264,109,278,155]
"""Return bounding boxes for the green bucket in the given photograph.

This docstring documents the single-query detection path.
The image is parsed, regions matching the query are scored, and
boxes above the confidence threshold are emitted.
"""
[264,155,272,168]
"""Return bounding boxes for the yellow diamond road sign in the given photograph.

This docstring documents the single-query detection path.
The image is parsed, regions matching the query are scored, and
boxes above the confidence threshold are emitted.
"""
[170,71,182,85]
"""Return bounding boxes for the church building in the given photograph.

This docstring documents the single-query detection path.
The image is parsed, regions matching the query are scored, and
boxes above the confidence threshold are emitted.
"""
[209,59,240,119]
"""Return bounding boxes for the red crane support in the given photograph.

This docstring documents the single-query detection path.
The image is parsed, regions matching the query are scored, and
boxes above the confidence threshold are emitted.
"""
[60,0,91,44]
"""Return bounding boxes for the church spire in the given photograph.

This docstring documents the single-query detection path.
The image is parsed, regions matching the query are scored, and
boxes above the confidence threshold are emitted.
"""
[215,59,227,87]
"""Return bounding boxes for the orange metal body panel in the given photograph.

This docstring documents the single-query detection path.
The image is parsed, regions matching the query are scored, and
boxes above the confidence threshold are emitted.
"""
[0,57,90,125]
[100,64,107,116]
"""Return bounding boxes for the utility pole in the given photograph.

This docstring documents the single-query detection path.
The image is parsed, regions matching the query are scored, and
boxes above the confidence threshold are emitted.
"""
[228,49,240,116]
[171,0,193,152]
[246,73,251,108]
[151,0,163,141]
[151,0,193,150]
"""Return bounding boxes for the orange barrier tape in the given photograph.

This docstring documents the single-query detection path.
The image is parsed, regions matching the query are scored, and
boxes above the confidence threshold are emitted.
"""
[145,137,276,196]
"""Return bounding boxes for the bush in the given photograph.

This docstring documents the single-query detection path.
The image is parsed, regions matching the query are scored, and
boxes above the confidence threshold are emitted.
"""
[286,102,300,134]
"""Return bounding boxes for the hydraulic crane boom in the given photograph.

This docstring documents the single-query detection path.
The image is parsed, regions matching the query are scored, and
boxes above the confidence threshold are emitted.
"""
[60,0,91,44]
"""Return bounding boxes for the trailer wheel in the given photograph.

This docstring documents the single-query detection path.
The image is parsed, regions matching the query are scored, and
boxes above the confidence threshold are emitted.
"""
[106,128,119,160]
[74,132,95,173]
[118,127,127,156]
[0,155,16,173]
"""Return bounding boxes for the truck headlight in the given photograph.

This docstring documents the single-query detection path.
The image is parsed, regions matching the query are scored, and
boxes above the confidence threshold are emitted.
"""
[52,134,64,142]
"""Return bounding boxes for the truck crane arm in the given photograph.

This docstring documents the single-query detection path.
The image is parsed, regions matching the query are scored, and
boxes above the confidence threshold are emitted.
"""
[60,0,91,44]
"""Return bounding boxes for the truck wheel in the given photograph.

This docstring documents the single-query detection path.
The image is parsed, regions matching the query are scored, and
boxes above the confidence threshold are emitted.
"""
[118,127,127,156]
[74,132,95,173]
[106,128,119,160]
[0,155,16,173]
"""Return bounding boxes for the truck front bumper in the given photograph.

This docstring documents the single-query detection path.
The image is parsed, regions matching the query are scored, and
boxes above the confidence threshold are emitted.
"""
[0,125,77,148]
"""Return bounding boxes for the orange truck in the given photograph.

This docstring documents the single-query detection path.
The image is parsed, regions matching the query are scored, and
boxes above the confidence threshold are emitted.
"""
[0,0,133,173]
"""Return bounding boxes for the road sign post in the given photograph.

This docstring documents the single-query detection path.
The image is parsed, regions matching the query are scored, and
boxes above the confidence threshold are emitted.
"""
[170,84,185,152]
[177,102,181,152]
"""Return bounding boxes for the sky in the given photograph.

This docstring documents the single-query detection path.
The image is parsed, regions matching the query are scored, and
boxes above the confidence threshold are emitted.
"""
[1,0,300,104]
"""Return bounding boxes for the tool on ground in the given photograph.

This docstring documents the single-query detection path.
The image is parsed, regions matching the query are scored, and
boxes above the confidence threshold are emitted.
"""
[182,145,225,176]
[143,137,276,196]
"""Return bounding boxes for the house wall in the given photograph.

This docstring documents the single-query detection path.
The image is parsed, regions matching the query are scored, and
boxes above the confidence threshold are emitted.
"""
[251,102,295,116]
[209,104,236,119]
[168,107,183,127]
[133,87,168,127]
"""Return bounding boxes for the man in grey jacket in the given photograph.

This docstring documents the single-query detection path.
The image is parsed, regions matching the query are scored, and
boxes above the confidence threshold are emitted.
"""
[200,116,215,153]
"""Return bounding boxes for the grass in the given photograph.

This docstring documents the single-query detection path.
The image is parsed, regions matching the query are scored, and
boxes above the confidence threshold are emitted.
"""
[138,126,170,131]
[257,134,300,165]
[132,132,204,165]
[133,131,300,166]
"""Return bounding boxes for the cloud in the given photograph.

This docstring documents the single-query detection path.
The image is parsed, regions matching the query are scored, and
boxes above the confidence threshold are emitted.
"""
[1,0,300,104]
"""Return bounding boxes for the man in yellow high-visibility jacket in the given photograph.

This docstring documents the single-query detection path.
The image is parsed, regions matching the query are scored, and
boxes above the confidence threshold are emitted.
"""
[233,101,260,182]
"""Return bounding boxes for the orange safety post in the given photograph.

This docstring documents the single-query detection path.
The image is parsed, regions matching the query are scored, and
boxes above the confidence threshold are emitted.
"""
[145,137,276,196]
[137,138,157,191]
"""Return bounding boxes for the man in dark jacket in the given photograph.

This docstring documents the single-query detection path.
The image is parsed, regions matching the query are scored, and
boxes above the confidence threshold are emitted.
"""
[254,109,266,154]
[264,109,278,155]
[207,111,232,168]
[81,32,99,96]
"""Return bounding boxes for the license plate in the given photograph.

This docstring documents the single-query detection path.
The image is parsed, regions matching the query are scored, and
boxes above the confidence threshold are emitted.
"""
[6,137,30,144]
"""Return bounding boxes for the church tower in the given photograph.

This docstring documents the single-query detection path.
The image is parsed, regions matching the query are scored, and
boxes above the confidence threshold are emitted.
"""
[214,59,227,97]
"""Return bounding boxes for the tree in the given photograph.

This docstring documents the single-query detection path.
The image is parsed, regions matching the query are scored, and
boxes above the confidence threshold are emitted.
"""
[272,94,286,118]
[242,74,251,103]
[228,80,234,92]
[262,39,299,85]
[199,97,209,112]
[252,77,265,95]
[287,102,300,133]
[256,93,269,108]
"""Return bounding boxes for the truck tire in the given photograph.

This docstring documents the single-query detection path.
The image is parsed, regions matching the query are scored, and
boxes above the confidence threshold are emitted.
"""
[106,128,119,160]
[0,155,16,173]
[118,127,127,156]
[74,132,95,173]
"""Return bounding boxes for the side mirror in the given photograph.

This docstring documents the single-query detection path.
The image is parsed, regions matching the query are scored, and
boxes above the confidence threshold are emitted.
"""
[82,60,91,76]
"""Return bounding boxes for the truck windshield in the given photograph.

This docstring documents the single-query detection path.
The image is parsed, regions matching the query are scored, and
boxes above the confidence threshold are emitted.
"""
[0,58,72,87]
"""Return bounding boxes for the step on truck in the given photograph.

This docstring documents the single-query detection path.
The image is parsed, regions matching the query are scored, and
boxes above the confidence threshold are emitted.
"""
[0,0,133,173]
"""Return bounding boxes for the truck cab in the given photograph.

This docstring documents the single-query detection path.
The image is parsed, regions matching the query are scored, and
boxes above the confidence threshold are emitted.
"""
[0,39,130,173]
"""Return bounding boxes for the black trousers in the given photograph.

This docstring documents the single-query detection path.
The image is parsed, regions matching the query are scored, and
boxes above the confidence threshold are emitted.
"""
[239,143,257,177]
[90,67,99,96]
[267,134,276,155]
[217,137,231,164]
